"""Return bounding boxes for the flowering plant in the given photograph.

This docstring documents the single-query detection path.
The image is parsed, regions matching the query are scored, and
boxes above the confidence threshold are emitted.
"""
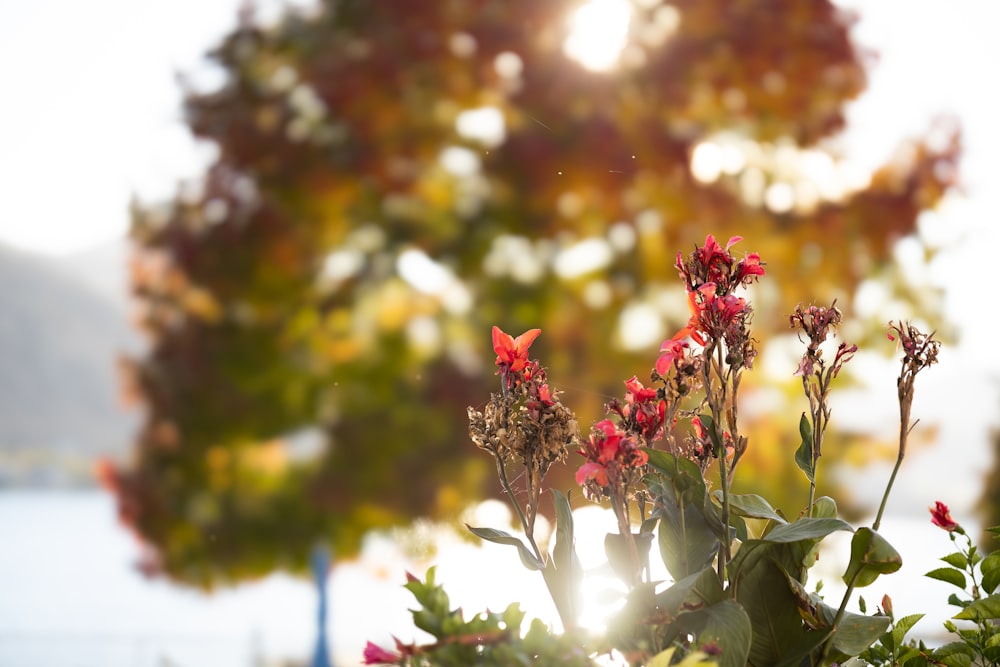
[365,235,946,666]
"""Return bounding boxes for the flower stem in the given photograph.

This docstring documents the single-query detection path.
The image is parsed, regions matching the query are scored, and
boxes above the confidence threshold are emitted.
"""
[822,568,863,664]
[873,399,911,532]
[495,456,544,563]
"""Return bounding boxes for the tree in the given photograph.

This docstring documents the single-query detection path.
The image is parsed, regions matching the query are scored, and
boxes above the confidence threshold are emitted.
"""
[102,0,959,586]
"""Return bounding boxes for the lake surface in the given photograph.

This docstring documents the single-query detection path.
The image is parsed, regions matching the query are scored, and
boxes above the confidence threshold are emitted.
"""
[0,490,413,667]
[0,490,966,666]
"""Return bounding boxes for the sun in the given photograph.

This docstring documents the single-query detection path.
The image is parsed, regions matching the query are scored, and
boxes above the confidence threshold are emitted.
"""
[563,0,633,71]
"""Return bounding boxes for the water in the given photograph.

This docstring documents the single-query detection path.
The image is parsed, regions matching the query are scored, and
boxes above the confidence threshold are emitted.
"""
[0,490,404,667]
[0,490,968,666]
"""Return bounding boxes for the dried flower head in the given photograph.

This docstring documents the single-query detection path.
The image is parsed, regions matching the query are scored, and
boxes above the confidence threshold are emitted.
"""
[888,321,941,373]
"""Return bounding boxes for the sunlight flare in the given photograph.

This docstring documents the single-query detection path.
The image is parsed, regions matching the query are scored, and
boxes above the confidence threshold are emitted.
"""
[564,0,632,71]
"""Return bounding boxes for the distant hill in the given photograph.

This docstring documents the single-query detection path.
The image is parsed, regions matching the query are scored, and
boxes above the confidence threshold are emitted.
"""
[0,240,140,484]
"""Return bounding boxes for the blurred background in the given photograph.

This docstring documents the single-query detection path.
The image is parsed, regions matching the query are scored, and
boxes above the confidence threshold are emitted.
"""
[1,0,998,664]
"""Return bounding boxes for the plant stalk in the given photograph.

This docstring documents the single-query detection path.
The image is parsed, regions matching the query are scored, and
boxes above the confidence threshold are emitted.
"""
[873,399,911,532]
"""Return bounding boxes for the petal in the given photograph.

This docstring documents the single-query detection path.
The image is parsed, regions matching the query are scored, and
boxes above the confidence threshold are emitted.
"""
[513,328,542,355]
[594,419,618,436]
[655,354,671,376]
[491,326,514,357]
[576,462,604,486]
[725,235,743,250]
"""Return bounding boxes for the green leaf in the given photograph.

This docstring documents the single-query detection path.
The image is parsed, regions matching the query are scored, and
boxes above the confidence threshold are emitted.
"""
[647,648,717,667]
[947,593,970,608]
[651,459,721,580]
[605,532,653,583]
[781,574,890,663]
[645,448,705,491]
[678,599,752,667]
[764,517,852,543]
[728,541,807,666]
[829,612,892,658]
[981,552,1000,594]
[925,567,967,588]
[545,489,581,628]
[724,493,788,524]
[843,528,902,588]
[931,641,974,667]
[954,594,1000,622]
[891,613,925,649]
[551,489,576,573]
[657,566,725,617]
[795,412,815,484]
[466,524,544,570]
[772,630,832,667]
[941,551,968,569]
[697,413,724,457]
[811,496,838,519]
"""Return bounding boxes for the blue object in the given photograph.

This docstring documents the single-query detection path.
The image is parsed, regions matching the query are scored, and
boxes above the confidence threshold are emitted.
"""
[310,545,332,667]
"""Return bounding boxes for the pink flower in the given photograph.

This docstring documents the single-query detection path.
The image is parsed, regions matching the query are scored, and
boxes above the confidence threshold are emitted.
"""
[620,376,666,442]
[363,641,402,665]
[624,376,658,403]
[492,326,541,373]
[736,251,766,282]
[676,233,764,297]
[930,501,958,532]
[655,338,690,375]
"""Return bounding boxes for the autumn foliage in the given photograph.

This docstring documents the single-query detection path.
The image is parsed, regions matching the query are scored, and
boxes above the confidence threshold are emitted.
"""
[106,0,959,585]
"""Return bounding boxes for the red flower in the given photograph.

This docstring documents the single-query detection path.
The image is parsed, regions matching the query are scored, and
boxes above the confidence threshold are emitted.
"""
[492,326,541,373]
[930,501,958,532]
[576,419,648,487]
[363,641,401,665]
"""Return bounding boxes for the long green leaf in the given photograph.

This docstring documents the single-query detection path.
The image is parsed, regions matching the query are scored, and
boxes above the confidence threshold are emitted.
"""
[729,541,807,666]
[546,489,581,628]
[724,493,787,524]
[764,517,852,543]
[551,489,576,573]
[657,486,720,580]
[466,525,544,570]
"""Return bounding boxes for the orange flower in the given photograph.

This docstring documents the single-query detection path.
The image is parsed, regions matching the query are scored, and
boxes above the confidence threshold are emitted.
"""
[492,326,541,373]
